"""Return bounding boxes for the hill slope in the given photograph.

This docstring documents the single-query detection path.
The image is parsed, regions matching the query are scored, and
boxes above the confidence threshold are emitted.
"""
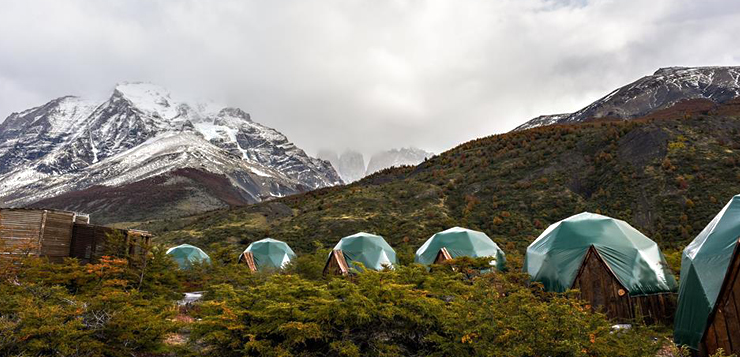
[153,98,740,254]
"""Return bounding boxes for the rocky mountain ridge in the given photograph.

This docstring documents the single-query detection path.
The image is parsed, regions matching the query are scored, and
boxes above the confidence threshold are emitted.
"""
[0,83,341,220]
[515,66,740,131]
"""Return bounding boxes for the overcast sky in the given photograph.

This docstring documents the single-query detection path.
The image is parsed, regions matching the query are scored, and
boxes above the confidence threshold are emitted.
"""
[1,0,739,157]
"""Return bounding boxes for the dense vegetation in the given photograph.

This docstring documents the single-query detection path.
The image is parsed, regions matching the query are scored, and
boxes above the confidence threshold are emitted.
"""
[1,242,709,356]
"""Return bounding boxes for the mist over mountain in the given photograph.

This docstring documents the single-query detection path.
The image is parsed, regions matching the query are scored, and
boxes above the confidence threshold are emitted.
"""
[365,147,434,176]
[319,148,434,183]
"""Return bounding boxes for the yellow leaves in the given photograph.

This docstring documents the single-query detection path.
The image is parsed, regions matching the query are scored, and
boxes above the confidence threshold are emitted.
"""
[589,333,596,344]
[461,332,479,344]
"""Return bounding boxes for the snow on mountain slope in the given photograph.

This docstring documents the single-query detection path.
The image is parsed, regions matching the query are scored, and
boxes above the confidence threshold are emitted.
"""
[512,113,570,132]
[0,82,341,213]
[514,66,740,131]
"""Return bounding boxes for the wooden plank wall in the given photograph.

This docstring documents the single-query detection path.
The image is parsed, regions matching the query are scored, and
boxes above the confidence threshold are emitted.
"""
[0,209,44,255]
[572,246,675,325]
[39,210,75,262]
[701,239,740,356]
[69,223,152,264]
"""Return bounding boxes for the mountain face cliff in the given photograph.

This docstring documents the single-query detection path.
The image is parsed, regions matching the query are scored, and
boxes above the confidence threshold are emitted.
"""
[0,83,341,223]
[319,148,434,183]
[515,66,740,131]
[365,148,433,176]
[318,149,366,183]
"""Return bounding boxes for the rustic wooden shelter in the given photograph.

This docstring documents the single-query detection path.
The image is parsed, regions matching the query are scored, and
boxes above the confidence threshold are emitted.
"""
[0,208,151,263]
[674,195,740,353]
[0,208,76,262]
[699,239,740,356]
[69,223,152,264]
[323,250,350,275]
[572,246,675,324]
[525,212,678,326]
[414,227,507,271]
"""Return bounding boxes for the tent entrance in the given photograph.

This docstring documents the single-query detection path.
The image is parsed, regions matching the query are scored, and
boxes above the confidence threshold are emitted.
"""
[572,246,674,324]
[434,247,453,264]
[701,238,740,357]
[239,251,258,272]
[323,249,350,276]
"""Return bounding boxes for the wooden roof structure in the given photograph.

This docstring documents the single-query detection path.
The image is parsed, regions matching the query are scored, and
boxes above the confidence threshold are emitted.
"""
[572,246,675,325]
[700,238,740,356]
[433,247,453,264]
[323,249,350,276]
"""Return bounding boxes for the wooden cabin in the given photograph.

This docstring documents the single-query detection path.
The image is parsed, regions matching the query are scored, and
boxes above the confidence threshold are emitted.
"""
[0,208,76,262]
[323,249,350,275]
[69,223,152,264]
[0,208,151,264]
[238,251,258,272]
[572,246,675,325]
[699,239,740,356]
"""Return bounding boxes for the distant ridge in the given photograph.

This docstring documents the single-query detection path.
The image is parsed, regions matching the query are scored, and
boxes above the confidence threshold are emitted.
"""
[514,66,740,131]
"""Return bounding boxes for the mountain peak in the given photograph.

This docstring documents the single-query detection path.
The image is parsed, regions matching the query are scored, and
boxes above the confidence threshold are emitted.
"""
[515,65,740,131]
[111,82,179,117]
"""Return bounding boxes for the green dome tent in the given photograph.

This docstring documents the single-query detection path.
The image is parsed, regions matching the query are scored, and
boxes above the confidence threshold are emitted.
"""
[414,227,506,271]
[166,244,211,269]
[674,195,740,351]
[324,232,397,274]
[524,212,677,295]
[240,238,296,271]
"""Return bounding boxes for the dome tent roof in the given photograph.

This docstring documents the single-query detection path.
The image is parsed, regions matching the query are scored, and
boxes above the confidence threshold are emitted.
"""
[414,227,506,271]
[674,195,740,349]
[330,232,397,272]
[166,244,211,269]
[524,212,677,295]
[243,238,296,271]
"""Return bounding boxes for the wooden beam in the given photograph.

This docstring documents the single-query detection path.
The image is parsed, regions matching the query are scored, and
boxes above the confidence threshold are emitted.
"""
[434,247,453,264]
[239,251,258,272]
[323,249,350,276]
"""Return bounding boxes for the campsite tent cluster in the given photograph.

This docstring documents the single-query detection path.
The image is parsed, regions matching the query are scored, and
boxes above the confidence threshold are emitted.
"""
[166,194,740,356]
[166,227,507,274]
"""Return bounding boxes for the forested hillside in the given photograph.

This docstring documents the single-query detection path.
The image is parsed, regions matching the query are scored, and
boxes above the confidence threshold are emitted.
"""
[153,98,740,256]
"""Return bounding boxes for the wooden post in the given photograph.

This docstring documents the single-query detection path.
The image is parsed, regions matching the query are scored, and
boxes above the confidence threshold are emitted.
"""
[37,210,48,257]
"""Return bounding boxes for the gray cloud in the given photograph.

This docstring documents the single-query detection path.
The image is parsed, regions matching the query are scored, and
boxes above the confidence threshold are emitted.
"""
[1,0,739,156]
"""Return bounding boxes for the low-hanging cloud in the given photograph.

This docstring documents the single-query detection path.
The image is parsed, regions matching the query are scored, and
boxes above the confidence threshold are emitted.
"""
[1,0,739,156]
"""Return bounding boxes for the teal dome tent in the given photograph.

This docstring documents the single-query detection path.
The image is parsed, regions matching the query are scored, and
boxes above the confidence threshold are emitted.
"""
[324,232,397,274]
[674,195,740,351]
[166,244,211,269]
[414,227,506,271]
[524,212,677,295]
[240,238,296,271]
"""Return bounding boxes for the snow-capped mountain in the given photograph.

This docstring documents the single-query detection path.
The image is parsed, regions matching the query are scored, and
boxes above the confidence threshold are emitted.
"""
[514,66,740,131]
[0,82,341,220]
[365,148,433,176]
[318,149,366,183]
